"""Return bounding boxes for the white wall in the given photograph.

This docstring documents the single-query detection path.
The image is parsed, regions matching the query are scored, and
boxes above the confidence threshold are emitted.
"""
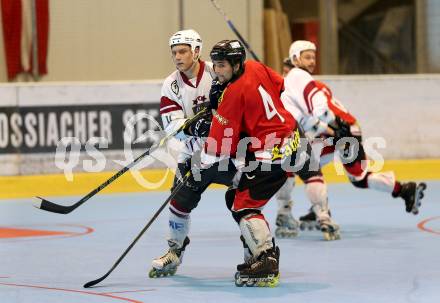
[319,74,440,159]
[0,0,263,82]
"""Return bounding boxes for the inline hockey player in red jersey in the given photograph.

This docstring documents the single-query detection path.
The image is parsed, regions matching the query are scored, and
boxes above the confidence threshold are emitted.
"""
[277,40,426,233]
[203,40,338,287]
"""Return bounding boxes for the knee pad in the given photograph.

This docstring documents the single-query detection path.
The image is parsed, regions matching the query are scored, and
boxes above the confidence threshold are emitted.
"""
[305,178,329,214]
[297,167,323,183]
[232,208,262,224]
[366,171,395,193]
[172,182,202,212]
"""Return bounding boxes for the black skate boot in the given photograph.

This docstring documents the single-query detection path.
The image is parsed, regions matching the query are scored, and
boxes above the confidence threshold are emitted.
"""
[299,208,319,231]
[149,237,190,278]
[395,182,427,215]
[236,237,281,272]
[235,246,280,287]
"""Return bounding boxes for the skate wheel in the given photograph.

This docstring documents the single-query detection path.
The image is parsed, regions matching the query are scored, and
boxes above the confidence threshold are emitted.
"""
[234,273,245,287]
[276,229,298,239]
[267,274,280,288]
[246,279,256,287]
[148,269,157,278]
[256,281,267,287]
[323,232,340,241]
[234,272,240,280]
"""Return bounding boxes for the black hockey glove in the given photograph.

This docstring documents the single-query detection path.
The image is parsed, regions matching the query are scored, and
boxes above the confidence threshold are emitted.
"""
[209,79,227,110]
[183,117,211,137]
[331,117,363,159]
[332,116,352,141]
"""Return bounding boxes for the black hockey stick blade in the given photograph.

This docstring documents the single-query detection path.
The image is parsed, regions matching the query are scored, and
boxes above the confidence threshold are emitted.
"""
[83,172,191,288]
[33,196,75,214]
[84,275,107,289]
[33,109,207,215]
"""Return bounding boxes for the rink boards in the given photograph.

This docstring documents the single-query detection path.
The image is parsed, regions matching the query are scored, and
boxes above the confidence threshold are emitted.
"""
[1,74,440,177]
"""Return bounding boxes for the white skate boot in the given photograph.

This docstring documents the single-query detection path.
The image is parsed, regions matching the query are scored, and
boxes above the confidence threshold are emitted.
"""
[311,200,340,241]
[275,212,300,238]
[318,216,340,241]
[149,237,190,278]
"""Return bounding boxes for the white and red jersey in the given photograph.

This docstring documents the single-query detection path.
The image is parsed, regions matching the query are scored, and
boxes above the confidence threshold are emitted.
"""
[281,67,356,138]
[160,60,216,161]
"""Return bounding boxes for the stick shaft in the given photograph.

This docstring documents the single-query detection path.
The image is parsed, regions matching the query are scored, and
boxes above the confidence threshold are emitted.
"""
[83,172,191,288]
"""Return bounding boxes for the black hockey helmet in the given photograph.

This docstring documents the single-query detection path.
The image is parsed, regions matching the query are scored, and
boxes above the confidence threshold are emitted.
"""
[210,39,246,70]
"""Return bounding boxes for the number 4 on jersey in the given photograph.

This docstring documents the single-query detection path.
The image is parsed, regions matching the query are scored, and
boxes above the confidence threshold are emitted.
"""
[258,85,285,123]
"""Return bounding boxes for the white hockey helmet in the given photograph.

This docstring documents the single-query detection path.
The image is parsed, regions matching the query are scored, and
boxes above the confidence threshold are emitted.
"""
[169,29,203,59]
[289,40,316,62]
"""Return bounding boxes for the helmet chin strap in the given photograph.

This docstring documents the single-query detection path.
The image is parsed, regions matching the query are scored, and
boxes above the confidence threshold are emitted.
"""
[192,51,199,62]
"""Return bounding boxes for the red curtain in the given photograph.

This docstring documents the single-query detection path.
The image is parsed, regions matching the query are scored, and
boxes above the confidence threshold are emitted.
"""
[1,0,23,79]
[1,0,49,80]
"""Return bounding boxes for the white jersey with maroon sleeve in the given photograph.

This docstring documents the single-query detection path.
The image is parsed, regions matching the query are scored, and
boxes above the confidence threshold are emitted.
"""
[281,67,335,138]
[159,60,215,161]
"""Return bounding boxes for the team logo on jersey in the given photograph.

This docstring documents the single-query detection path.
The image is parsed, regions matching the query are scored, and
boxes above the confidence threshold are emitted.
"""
[171,80,179,95]
[192,95,207,105]
[192,95,208,114]
[213,111,229,125]
[271,129,301,161]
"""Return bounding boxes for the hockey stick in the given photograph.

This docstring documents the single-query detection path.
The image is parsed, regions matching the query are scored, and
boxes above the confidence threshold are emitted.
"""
[210,0,261,61]
[83,171,191,288]
[33,109,207,214]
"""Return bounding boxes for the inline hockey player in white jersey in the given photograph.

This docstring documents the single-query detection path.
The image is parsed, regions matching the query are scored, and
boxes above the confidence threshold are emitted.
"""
[277,40,426,238]
[149,29,236,277]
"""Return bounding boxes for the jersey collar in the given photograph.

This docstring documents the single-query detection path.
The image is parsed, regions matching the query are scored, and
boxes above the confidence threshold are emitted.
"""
[180,60,205,88]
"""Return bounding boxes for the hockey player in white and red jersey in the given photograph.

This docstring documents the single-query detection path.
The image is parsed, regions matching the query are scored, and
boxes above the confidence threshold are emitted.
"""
[149,29,236,278]
[278,40,427,234]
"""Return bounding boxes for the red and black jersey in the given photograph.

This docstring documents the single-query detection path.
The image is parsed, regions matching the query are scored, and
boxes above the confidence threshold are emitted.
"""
[206,61,297,158]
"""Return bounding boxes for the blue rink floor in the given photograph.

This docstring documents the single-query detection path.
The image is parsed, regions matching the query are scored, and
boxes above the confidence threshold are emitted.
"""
[1,181,440,303]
